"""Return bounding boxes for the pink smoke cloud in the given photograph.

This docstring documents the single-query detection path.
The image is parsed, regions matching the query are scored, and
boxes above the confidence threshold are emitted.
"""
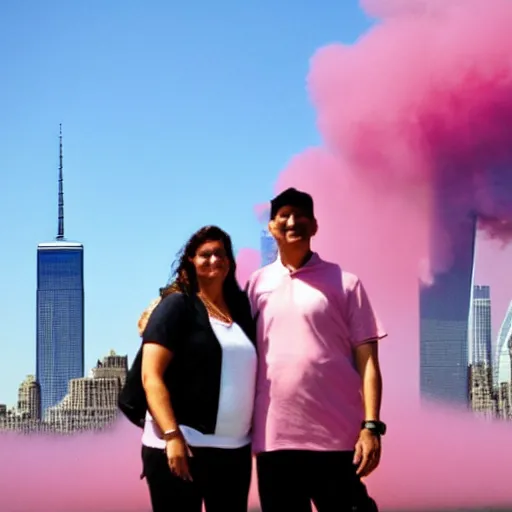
[0,421,148,512]
[308,0,512,277]
[362,0,466,18]
[253,203,270,224]
[235,247,261,285]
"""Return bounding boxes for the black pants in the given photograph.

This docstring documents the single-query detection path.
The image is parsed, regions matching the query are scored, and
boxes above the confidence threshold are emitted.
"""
[142,444,252,512]
[256,450,378,512]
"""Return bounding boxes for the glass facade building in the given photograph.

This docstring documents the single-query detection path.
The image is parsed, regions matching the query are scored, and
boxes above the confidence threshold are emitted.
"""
[468,285,495,417]
[468,285,492,366]
[495,301,512,386]
[36,242,84,418]
[419,215,476,406]
[260,229,278,267]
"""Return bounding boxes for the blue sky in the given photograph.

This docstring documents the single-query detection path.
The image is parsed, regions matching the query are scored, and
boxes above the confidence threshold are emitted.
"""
[0,1,374,405]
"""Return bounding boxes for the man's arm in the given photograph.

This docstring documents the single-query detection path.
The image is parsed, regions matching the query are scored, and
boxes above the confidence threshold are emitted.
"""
[354,341,382,421]
[353,340,383,477]
[347,277,386,477]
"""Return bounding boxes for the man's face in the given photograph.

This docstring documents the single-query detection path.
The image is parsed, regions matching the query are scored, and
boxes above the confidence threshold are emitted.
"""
[269,205,317,245]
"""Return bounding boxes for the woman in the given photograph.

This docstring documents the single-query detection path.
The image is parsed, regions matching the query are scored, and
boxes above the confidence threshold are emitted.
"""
[138,225,257,512]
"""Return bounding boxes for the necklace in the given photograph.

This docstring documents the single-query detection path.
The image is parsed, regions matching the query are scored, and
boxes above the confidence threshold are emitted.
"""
[199,294,232,324]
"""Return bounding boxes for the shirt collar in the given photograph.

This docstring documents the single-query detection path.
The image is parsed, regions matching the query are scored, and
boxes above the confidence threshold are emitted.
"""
[275,251,321,274]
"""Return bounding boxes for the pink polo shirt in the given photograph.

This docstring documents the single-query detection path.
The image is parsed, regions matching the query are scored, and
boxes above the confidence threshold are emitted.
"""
[246,253,387,454]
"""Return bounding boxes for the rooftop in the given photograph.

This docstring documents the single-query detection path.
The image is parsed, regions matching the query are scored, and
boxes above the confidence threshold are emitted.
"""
[37,241,83,248]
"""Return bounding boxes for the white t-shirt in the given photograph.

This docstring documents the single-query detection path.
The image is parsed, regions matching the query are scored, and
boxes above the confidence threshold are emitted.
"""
[142,317,257,449]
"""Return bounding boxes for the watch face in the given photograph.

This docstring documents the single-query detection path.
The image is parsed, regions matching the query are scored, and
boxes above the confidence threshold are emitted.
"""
[363,421,386,435]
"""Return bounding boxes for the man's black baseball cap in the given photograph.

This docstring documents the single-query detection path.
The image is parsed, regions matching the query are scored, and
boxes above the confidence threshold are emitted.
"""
[270,188,314,220]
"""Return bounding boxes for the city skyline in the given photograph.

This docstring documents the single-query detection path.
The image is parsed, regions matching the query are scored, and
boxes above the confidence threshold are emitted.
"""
[0,128,128,434]
[0,349,127,434]
[417,191,512,419]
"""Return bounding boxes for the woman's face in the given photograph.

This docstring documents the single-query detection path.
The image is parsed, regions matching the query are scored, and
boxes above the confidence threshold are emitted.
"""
[190,239,230,284]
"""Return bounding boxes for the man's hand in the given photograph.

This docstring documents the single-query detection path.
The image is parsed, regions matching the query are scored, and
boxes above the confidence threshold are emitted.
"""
[353,429,381,478]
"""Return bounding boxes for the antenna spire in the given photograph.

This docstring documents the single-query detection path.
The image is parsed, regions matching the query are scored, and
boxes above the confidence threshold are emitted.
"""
[57,124,64,241]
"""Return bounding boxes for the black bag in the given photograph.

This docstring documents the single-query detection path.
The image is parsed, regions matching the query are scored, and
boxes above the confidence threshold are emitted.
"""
[118,346,146,428]
[118,293,195,428]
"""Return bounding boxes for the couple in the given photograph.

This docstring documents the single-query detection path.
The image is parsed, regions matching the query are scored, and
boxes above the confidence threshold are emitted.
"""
[137,188,387,512]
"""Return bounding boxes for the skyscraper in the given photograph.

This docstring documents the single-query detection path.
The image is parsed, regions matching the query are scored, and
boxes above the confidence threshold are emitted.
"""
[419,210,477,406]
[260,229,278,267]
[469,285,492,366]
[468,285,495,417]
[36,126,84,418]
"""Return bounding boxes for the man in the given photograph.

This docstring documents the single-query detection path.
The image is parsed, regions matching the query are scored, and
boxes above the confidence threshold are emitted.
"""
[245,188,387,512]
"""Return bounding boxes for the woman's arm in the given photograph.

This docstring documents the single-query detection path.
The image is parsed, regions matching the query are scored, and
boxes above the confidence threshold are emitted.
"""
[139,292,188,434]
[141,342,179,434]
[140,292,192,480]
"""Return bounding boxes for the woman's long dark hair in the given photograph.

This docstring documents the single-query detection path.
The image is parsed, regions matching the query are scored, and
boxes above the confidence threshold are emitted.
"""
[160,225,242,308]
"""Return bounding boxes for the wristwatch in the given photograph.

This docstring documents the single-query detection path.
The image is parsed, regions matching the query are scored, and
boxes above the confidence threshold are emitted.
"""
[361,420,387,436]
